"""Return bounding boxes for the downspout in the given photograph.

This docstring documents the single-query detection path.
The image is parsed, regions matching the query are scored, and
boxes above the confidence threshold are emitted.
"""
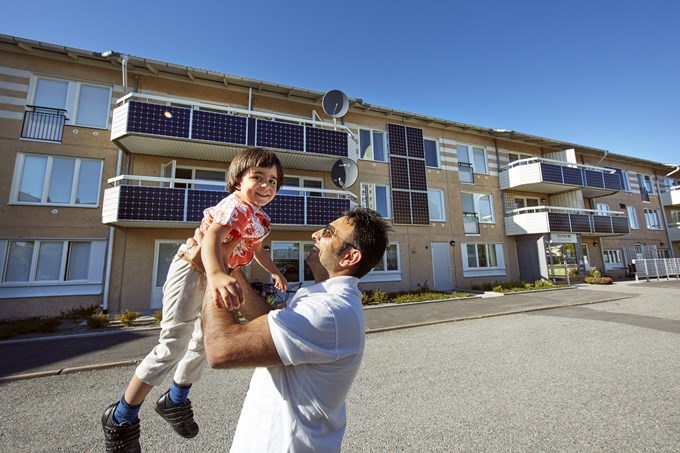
[102,148,124,312]
[656,171,676,258]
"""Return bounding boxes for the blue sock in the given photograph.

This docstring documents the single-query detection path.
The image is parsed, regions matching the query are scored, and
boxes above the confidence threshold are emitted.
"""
[168,381,192,404]
[113,396,141,425]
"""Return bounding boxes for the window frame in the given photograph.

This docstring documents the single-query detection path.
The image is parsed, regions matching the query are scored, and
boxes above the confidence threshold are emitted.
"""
[358,128,387,162]
[423,138,440,168]
[270,240,315,285]
[461,191,495,224]
[621,171,632,192]
[360,183,391,219]
[461,242,506,277]
[427,189,446,222]
[173,165,227,190]
[30,75,112,129]
[0,239,106,298]
[644,208,662,230]
[507,152,533,163]
[279,175,324,197]
[627,206,640,229]
[603,249,624,269]
[456,143,489,175]
[10,152,103,207]
[362,242,402,283]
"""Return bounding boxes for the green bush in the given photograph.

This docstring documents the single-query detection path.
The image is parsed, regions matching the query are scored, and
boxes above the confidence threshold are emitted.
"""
[584,276,613,285]
[153,309,163,325]
[114,310,141,327]
[372,290,389,304]
[0,317,61,340]
[87,312,111,328]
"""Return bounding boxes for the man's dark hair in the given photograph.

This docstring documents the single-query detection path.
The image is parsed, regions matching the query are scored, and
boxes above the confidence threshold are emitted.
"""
[227,147,284,192]
[342,207,392,278]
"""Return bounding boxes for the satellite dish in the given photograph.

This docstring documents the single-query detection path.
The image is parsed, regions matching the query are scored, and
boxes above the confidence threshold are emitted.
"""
[331,157,359,189]
[322,90,349,119]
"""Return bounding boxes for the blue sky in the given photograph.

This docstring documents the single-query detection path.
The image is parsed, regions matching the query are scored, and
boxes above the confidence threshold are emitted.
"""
[3,0,678,167]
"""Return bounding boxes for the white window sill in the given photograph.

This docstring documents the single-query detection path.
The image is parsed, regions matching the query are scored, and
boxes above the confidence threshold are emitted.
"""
[360,272,401,283]
[0,283,103,299]
[462,268,507,278]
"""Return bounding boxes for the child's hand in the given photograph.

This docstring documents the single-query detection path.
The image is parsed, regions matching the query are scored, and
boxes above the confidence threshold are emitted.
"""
[208,273,244,311]
[272,273,288,292]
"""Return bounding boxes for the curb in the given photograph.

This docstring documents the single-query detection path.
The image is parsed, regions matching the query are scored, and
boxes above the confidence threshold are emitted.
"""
[0,359,142,383]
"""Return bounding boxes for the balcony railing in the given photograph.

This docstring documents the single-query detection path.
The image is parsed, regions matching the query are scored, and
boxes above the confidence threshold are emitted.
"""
[499,157,622,197]
[111,93,357,171]
[21,106,67,142]
[463,212,480,234]
[668,223,680,242]
[458,162,474,184]
[661,185,680,206]
[504,206,630,236]
[102,175,356,229]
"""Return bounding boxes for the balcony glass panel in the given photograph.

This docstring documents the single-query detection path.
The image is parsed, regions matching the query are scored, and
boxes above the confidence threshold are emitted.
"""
[463,212,480,234]
[459,163,474,184]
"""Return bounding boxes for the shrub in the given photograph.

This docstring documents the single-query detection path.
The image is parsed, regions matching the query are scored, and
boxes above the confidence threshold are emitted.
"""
[361,291,373,305]
[372,290,389,304]
[585,276,613,285]
[417,281,431,293]
[61,304,100,321]
[87,312,111,328]
[153,309,163,325]
[114,310,141,327]
[0,317,61,340]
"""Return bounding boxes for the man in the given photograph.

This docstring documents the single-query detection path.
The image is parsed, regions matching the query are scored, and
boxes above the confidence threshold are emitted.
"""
[202,207,391,452]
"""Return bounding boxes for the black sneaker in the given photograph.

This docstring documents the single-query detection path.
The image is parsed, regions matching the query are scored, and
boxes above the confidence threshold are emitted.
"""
[154,390,199,438]
[101,402,141,453]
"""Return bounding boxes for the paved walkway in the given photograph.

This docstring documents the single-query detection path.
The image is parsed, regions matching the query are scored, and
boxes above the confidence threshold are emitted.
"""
[1,279,675,382]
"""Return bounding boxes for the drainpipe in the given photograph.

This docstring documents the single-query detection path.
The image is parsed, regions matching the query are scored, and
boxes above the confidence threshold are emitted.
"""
[101,148,124,312]
[656,171,676,258]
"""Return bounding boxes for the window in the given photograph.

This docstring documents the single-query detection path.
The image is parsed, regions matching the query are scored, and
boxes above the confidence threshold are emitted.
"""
[461,192,495,224]
[271,242,315,284]
[359,128,386,162]
[0,239,106,298]
[11,153,103,206]
[279,176,323,197]
[428,190,445,221]
[603,249,624,269]
[627,207,639,229]
[173,166,227,190]
[596,203,610,215]
[372,243,400,272]
[457,144,488,175]
[462,242,506,277]
[644,208,662,230]
[361,183,390,218]
[32,76,111,129]
[670,210,680,224]
[514,197,540,210]
[621,171,632,192]
[424,138,440,168]
[507,152,533,163]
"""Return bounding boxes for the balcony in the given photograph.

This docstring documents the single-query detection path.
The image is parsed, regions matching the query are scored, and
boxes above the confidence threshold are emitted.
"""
[661,186,680,206]
[499,158,623,198]
[21,106,67,143]
[504,206,630,237]
[463,212,480,234]
[111,93,357,172]
[102,175,356,229]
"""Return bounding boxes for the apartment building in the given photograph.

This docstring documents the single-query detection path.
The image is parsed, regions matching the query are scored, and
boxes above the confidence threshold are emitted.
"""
[0,34,677,320]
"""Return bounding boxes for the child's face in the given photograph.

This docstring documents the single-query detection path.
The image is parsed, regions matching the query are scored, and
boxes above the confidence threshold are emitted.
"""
[235,165,279,208]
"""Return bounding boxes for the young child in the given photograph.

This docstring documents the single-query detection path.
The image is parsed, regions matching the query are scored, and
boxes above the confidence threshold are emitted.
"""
[102,147,287,452]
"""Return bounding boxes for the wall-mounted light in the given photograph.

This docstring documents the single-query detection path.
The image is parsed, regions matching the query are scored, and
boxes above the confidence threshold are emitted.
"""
[593,242,598,247]
[449,240,456,247]
[263,245,270,252]
[541,198,546,203]
[660,242,665,247]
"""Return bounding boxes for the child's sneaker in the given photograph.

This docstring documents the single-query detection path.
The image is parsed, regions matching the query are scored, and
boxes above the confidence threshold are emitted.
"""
[154,390,199,438]
[101,402,141,453]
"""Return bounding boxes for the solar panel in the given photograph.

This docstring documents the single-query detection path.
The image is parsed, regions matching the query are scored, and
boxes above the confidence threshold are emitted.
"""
[390,157,410,189]
[118,186,185,221]
[127,101,190,138]
[256,119,304,151]
[187,190,229,222]
[192,110,247,145]
[392,190,412,224]
[306,127,348,156]
[387,124,407,156]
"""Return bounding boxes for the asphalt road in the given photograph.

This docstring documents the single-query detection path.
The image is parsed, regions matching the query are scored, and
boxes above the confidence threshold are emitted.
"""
[1,281,678,452]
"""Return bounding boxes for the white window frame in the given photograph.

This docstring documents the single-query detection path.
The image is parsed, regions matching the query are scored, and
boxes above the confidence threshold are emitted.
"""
[670,210,680,224]
[457,143,489,175]
[359,128,387,162]
[627,206,639,229]
[427,189,446,222]
[362,242,401,283]
[279,175,324,197]
[514,196,541,209]
[603,249,624,270]
[461,192,495,224]
[271,241,315,285]
[461,242,506,277]
[507,152,533,163]
[596,203,610,215]
[30,76,112,129]
[644,208,662,230]
[424,138,440,168]
[173,165,227,190]
[641,174,656,195]
[360,183,391,219]
[0,239,106,298]
[10,153,103,207]
[621,171,632,192]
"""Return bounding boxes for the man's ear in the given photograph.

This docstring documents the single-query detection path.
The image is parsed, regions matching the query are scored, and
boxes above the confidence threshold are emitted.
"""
[339,248,362,269]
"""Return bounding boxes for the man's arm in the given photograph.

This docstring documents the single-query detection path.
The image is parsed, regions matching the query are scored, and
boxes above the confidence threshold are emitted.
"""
[202,269,283,369]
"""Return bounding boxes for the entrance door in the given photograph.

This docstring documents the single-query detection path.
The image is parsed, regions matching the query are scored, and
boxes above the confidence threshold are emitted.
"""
[151,240,185,309]
[431,242,453,291]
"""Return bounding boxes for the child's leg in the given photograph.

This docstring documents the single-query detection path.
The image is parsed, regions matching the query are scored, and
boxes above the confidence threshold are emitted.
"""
[173,313,208,390]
